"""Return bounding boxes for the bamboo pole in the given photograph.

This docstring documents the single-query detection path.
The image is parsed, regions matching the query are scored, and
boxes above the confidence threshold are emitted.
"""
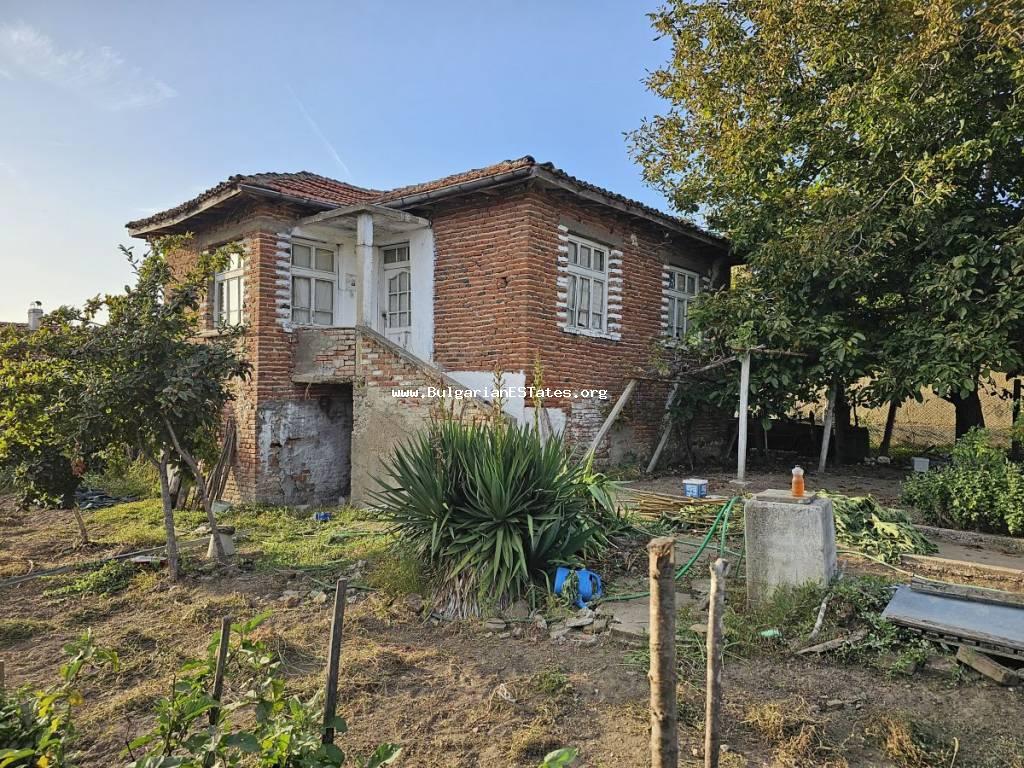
[704,558,729,768]
[322,579,348,744]
[649,537,678,768]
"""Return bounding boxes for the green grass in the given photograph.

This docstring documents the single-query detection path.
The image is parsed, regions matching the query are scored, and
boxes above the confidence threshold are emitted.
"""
[87,499,205,548]
[530,667,571,697]
[0,618,52,643]
[44,560,136,598]
[79,499,423,595]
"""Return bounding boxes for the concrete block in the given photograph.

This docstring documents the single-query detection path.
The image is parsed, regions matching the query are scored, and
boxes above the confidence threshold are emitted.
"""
[744,493,837,607]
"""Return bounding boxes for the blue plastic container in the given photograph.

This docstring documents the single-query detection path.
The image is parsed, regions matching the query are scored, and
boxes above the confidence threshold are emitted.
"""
[553,566,603,608]
[683,478,709,498]
[314,511,332,523]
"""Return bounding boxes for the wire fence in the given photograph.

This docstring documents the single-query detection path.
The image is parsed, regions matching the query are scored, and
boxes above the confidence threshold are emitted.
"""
[802,374,1020,450]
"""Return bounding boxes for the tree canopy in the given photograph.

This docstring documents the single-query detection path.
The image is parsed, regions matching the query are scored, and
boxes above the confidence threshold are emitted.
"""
[632,0,1024,436]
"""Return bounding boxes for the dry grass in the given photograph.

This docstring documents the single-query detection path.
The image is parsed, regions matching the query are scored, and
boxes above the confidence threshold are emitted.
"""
[865,714,953,768]
[743,699,849,768]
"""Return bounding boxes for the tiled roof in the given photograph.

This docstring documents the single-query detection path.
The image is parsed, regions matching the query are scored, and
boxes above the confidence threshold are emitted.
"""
[126,172,380,230]
[127,158,723,244]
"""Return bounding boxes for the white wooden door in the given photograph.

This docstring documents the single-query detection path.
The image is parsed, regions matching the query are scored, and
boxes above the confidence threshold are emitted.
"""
[380,244,411,348]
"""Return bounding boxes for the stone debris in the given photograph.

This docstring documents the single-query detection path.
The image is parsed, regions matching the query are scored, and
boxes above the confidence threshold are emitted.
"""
[484,618,508,632]
[403,593,425,614]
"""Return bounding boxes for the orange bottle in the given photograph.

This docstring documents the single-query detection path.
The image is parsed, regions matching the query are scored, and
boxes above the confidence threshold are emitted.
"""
[791,466,805,497]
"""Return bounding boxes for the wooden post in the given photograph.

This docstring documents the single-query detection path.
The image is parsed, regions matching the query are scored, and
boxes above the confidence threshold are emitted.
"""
[818,383,837,474]
[647,383,681,474]
[879,399,900,457]
[587,379,637,457]
[322,578,348,744]
[734,352,751,484]
[209,616,232,725]
[649,537,678,768]
[704,558,728,768]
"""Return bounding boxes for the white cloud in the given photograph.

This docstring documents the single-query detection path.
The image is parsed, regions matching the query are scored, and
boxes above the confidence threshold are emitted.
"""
[0,22,175,110]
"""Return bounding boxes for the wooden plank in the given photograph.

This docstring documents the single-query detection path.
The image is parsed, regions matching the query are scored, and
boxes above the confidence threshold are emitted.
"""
[911,577,1024,609]
[648,538,678,768]
[956,645,1021,686]
[704,559,728,768]
[735,353,750,483]
[818,383,837,474]
[322,578,349,744]
[587,379,637,456]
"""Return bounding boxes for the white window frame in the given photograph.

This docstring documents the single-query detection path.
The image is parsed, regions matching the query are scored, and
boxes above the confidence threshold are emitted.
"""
[213,251,245,328]
[290,240,338,326]
[665,266,700,339]
[564,234,610,333]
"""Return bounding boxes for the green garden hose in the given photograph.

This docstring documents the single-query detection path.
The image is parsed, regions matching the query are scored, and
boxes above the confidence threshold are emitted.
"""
[598,495,742,604]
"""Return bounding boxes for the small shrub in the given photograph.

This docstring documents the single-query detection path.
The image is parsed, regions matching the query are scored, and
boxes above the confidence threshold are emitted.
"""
[371,420,619,616]
[902,428,1024,535]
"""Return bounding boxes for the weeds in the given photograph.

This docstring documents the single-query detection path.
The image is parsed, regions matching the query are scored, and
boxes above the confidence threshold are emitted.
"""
[865,714,955,768]
[0,619,51,644]
[531,667,571,697]
[44,560,135,598]
[743,699,848,768]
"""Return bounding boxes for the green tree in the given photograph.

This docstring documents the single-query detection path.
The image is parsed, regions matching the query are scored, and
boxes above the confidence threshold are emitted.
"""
[78,237,249,578]
[631,0,1024,437]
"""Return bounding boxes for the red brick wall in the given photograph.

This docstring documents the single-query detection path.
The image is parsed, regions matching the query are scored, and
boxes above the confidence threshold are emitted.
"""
[428,185,729,460]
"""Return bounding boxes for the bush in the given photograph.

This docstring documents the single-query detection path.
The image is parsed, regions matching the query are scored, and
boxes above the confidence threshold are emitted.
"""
[83,447,160,499]
[902,428,1024,535]
[370,420,619,617]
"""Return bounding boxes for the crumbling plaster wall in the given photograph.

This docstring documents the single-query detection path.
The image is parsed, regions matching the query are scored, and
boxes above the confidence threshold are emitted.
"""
[257,387,352,506]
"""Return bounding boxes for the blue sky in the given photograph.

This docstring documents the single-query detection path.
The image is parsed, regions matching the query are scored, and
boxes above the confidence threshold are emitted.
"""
[0,1,672,322]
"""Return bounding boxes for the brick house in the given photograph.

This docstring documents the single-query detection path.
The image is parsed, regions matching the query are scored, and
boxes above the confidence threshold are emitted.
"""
[126,157,732,506]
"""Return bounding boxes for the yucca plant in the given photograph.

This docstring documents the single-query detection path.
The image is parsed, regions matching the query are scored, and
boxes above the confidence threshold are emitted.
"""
[371,420,616,617]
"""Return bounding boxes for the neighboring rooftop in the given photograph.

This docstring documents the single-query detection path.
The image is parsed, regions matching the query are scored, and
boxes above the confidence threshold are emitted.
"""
[126,156,725,247]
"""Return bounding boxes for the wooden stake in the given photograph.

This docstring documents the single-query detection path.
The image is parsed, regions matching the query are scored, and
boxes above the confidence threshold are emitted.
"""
[704,558,728,768]
[209,616,232,725]
[648,537,678,768]
[322,579,348,744]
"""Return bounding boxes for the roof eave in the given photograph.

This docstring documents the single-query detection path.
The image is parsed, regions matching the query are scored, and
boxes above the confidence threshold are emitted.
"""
[127,187,244,238]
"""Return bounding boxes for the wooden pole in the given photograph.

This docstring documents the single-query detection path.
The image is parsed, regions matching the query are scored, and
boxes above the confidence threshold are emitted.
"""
[649,537,678,768]
[818,383,837,474]
[647,383,681,474]
[209,616,232,725]
[704,558,729,768]
[322,578,348,744]
[587,379,637,456]
[734,352,751,484]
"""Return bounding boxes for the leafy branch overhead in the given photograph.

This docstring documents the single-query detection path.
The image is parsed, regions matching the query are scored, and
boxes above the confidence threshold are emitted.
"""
[633,0,1024,433]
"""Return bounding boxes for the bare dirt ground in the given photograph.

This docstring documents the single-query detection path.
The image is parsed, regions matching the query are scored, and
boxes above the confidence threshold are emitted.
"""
[2,496,1024,767]
[627,462,912,507]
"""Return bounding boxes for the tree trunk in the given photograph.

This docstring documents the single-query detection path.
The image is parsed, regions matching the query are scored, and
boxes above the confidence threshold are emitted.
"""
[948,387,986,439]
[164,417,225,561]
[158,453,181,581]
[879,399,900,457]
[648,537,678,768]
[71,507,90,546]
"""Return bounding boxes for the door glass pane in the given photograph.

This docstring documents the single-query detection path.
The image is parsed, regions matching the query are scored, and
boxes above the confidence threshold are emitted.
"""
[399,292,409,311]
[292,244,311,268]
[315,248,334,272]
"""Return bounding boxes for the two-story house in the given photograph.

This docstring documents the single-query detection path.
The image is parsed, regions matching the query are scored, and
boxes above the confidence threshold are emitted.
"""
[126,157,732,506]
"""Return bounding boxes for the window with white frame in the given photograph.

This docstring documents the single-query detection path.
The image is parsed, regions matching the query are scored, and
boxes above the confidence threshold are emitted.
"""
[291,241,337,325]
[665,267,700,338]
[565,235,609,332]
[214,251,245,327]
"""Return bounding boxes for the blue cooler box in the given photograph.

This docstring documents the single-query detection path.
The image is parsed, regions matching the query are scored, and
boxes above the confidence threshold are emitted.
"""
[683,478,709,498]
